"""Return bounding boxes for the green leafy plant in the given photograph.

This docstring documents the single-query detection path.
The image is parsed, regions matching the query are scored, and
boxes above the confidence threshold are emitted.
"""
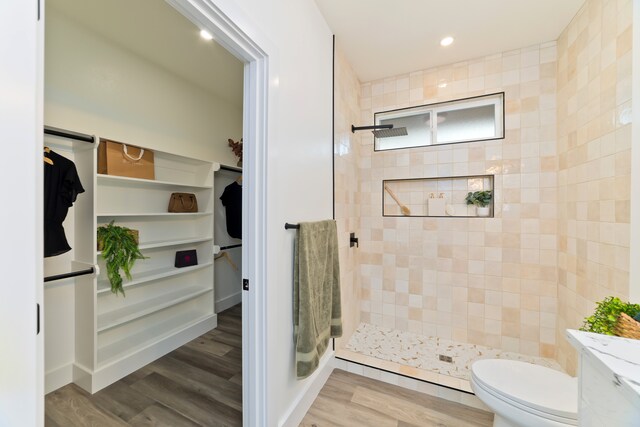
[465,190,492,207]
[580,296,640,335]
[97,221,147,296]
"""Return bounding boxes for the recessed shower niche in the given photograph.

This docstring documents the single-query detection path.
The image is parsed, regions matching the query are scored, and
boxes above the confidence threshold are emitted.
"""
[383,175,494,217]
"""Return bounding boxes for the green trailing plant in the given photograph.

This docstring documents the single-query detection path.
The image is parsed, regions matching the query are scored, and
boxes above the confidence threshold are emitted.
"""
[465,190,492,207]
[580,296,640,335]
[97,221,147,296]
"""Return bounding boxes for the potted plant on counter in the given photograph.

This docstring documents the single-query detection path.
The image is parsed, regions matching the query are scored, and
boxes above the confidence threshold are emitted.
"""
[581,296,640,339]
[465,190,492,217]
[97,221,146,296]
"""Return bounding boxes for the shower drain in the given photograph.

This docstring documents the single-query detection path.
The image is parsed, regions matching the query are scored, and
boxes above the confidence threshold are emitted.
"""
[438,354,453,363]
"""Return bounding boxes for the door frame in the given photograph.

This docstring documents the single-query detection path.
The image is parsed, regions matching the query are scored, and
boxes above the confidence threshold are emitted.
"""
[0,1,44,426]
[164,1,271,424]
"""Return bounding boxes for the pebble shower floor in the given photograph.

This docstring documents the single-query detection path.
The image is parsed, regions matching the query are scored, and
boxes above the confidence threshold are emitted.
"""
[347,322,562,382]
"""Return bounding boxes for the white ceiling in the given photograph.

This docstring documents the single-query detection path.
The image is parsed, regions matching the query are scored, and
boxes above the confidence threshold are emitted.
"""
[315,0,585,82]
[50,0,244,107]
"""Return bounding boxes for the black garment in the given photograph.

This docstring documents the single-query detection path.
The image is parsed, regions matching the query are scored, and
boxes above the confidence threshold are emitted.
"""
[44,150,85,257]
[220,181,242,239]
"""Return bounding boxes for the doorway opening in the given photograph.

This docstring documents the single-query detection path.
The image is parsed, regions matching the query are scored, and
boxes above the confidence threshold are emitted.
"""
[41,0,268,424]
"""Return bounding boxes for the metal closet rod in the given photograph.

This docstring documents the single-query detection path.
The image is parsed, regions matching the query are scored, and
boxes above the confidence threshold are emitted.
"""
[219,164,242,173]
[44,267,95,283]
[44,125,95,143]
[219,243,242,250]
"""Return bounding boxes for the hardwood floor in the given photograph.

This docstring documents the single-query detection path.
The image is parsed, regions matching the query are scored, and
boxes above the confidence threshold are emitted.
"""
[45,304,243,427]
[301,369,494,427]
[47,304,492,426]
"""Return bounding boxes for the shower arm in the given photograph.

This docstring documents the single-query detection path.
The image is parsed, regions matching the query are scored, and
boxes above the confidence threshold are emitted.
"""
[351,124,393,133]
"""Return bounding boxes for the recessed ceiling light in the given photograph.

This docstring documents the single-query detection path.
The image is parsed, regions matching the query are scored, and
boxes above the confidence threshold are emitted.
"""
[440,36,454,47]
[200,29,213,41]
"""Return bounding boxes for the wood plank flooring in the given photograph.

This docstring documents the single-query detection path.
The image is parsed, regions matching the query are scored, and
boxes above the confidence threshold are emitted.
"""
[47,304,492,426]
[301,369,494,427]
[45,304,243,427]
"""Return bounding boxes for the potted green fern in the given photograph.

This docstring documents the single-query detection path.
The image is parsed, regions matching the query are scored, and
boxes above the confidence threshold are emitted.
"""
[581,296,640,336]
[465,190,492,217]
[97,221,146,296]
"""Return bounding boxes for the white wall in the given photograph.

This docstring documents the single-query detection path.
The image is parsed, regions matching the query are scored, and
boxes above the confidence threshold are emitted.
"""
[219,0,335,424]
[45,6,243,165]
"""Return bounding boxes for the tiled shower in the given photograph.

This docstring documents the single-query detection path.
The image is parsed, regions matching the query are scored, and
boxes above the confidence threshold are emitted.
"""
[334,0,632,391]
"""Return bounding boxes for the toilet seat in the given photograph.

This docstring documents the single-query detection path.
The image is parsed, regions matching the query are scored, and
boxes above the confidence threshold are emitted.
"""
[471,359,578,424]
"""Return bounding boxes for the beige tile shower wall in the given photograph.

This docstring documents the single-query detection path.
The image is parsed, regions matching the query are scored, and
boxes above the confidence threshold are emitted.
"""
[358,43,559,358]
[556,0,633,375]
[334,44,363,349]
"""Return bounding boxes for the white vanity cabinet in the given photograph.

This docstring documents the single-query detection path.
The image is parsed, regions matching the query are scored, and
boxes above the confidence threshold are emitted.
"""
[567,330,640,426]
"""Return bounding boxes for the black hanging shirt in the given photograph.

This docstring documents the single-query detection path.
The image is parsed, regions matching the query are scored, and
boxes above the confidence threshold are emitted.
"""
[44,150,85,257]
[220,181,242,239]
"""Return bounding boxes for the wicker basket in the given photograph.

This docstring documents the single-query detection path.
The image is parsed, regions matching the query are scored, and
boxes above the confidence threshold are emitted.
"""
[614,313,640,339]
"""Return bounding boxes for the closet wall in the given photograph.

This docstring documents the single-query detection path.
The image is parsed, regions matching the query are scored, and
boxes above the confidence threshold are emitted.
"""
[43,134,95,391]
[45,6,242,164]
[44,5,243,391]
[214,168,243,312]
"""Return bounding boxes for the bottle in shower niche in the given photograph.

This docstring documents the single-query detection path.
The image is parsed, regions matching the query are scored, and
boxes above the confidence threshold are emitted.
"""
[427,192,446,216]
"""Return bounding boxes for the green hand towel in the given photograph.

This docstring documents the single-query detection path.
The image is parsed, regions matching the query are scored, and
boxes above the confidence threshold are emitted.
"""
[294,220,342,379]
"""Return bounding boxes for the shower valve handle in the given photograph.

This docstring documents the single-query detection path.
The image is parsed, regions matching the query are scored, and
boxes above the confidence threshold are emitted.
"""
[350,232,359,248]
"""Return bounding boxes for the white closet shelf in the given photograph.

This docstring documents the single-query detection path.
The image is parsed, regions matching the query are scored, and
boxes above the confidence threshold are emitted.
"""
[56,134,217,391]
[97,236,213,255]
[97,174,213,190]
[97,286,212,333]
[97,212,212,218]
[96,262,213,294]
[97,312,215,366]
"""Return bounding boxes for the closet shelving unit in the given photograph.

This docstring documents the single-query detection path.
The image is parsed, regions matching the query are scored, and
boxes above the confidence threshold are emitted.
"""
[74,139,219,393]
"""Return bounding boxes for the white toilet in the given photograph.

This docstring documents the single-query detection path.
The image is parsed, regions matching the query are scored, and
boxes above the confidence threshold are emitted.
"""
[470,359,578,427]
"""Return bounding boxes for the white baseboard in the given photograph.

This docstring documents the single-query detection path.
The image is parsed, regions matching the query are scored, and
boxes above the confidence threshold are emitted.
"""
[72,362,93,393]
[215,291,242,313]
[279,350,335,427]
[74,314,217,394]
[45,363,73,394]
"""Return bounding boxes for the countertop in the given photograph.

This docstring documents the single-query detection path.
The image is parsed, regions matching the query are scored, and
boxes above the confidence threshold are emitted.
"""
[567,329,640,407]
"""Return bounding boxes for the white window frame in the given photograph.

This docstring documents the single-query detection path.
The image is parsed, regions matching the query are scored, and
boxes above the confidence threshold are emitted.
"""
[374,92,505,151]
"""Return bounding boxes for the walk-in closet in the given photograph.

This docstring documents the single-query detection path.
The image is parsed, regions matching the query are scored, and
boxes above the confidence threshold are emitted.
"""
[43,0,245,424]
